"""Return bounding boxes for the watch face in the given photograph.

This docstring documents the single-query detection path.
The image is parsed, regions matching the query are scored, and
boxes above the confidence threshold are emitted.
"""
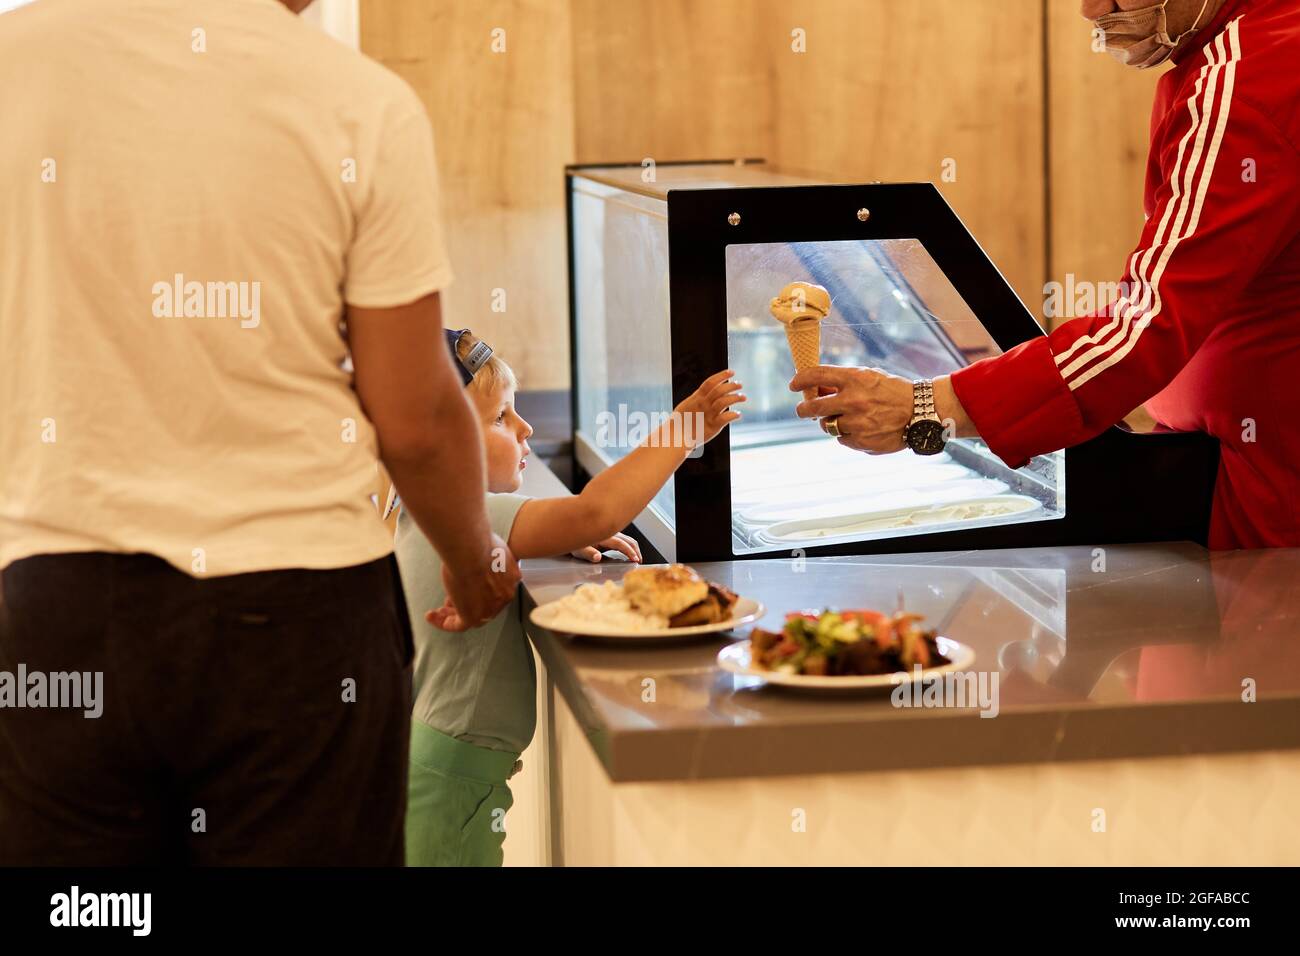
[906,419,947,455]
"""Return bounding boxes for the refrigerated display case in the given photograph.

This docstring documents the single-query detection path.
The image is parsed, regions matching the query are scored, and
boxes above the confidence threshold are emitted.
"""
[566,160,1218,563]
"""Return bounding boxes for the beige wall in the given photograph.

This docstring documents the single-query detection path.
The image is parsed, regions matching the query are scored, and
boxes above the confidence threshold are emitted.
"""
[361,0,1164,388]
[360,0,576,391]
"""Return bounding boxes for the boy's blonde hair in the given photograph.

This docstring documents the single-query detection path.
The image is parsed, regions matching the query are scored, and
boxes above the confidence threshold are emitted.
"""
[456,331,517,396]
[382,332,518,523]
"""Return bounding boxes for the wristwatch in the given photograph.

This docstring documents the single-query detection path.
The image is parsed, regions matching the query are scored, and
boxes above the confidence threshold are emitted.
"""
[904,379,947,455]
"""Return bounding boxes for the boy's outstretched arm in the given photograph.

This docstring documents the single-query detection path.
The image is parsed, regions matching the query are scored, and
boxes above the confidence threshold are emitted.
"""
[507,370,745,560]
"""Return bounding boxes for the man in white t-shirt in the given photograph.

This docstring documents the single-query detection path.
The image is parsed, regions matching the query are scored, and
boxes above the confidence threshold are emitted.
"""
[0,0,519,865]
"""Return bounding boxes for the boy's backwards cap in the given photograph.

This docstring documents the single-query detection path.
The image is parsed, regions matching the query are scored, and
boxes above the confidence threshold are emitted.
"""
[444,328,493,387]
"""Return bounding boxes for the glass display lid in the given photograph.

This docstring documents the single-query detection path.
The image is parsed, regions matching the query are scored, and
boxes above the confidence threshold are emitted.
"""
[723,236,1062,555]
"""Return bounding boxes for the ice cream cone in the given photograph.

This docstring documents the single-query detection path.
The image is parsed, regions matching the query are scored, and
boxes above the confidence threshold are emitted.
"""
[769,281,830,401]
[784,320,822,401]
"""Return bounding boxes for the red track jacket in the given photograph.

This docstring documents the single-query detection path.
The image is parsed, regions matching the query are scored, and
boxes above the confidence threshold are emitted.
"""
[952,0,1300,549]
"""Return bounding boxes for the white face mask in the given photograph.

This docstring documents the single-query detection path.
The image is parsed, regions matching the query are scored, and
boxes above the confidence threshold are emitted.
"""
[1095,0,1213,69]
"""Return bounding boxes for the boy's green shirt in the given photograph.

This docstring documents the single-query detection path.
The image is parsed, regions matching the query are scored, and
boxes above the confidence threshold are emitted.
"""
[394,493,536,754]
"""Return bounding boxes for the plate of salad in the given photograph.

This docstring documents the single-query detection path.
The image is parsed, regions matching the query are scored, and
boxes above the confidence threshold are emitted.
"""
[717,608,975,690]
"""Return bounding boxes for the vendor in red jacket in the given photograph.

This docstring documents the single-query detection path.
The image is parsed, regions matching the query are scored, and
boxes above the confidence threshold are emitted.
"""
[793,0,1300,550]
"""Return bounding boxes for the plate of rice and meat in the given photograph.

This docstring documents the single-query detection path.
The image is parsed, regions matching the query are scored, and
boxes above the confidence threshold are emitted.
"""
[529,564,764,640]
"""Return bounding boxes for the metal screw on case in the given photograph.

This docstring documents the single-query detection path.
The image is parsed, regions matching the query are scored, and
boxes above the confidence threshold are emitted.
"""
[727,211,741,226]
[856,208,871,222]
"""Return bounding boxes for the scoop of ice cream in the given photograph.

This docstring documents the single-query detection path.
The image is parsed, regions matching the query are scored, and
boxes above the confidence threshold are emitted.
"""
[769,281,830,326]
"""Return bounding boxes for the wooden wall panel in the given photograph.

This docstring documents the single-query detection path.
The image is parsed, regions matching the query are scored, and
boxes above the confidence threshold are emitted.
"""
[570,0,773,163]
[569,0,1043,322]
[360,0,576,390]
[1047,4,1164,328]
[358,1,1161,385]
[758,0,1045,317]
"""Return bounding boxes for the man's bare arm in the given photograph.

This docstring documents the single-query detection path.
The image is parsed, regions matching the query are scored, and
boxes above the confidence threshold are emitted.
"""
[347,292,518,628]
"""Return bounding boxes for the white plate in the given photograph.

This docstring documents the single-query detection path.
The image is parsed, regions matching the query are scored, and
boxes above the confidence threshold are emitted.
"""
[716,636,975,690]
[530,594,765,640]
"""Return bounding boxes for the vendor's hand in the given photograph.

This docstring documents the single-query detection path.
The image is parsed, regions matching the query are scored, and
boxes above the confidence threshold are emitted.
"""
[673,369,746,449]
[427,532,521,631]
[789,365,913,454]
[790,368,976,453]
[570,532,642,564]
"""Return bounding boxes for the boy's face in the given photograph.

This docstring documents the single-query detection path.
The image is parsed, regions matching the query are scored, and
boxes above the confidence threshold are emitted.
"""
[471,383,533,493]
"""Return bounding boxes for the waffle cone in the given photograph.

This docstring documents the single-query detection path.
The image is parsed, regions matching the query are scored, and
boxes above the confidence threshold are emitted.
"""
[784,320,822,400]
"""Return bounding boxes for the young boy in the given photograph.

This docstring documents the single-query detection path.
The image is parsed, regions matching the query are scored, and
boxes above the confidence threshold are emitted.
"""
[396,328,744,866]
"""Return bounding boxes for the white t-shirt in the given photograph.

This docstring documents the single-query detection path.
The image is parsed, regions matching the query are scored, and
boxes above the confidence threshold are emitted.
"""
[0,0,453,576]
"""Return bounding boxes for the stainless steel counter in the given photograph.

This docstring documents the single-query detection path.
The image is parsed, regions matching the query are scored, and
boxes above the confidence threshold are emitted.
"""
[517,460,1300,783]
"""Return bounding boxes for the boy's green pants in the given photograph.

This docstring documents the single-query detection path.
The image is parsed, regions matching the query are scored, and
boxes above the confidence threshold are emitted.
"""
[406,719,519,867]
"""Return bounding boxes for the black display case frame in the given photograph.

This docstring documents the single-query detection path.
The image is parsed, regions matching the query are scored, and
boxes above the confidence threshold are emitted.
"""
[566,160,1219,562]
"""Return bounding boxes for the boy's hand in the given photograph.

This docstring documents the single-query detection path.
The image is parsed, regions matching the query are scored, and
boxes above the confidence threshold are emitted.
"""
[570,532,642,564]
[673,369,745,449]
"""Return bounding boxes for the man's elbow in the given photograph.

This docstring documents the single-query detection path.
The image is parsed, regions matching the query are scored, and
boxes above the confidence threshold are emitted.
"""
[373,386,470,468]
[374,418,445,469]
